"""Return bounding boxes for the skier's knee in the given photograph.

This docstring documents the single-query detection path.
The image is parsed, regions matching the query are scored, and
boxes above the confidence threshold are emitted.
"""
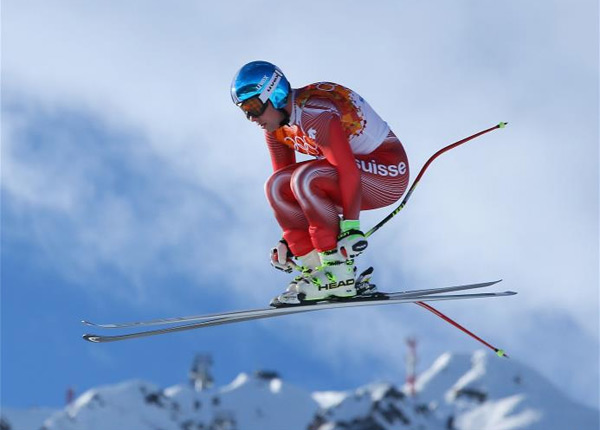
[264,169,293,204]
[290,163,316,201]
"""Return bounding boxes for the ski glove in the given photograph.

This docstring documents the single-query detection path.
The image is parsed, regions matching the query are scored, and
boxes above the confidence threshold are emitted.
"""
[337,219,368,259]
[270,239,296,273]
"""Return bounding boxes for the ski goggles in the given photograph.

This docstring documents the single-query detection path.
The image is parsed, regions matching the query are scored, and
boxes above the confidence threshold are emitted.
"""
[238,96,269,119]
[237,70,284,119]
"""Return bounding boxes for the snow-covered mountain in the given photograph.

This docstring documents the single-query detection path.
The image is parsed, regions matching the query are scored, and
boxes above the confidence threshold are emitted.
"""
[313,351,599,430]
[0,408,58,430]
[2,351,598,430]
[411,350,598,430]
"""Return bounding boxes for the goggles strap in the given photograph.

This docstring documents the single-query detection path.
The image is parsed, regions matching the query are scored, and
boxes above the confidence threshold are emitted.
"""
[258,70,283,103]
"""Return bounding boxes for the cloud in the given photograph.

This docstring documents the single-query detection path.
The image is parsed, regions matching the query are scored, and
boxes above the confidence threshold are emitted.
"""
[2,0,597,408]
[2,98,235,302]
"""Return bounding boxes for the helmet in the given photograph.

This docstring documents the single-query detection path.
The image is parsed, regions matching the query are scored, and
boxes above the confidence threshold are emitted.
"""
[230,61,291,110]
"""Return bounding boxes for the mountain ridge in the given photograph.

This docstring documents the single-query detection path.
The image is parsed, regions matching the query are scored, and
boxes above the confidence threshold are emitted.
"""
[2,350,597,430]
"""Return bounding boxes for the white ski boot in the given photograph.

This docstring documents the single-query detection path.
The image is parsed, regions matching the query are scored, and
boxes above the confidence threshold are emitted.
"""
[273,248,357,306]
[270,250,321,306]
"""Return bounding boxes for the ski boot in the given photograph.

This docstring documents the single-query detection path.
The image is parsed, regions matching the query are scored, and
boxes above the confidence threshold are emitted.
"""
[272,248,357,306]
[269,250,321,307]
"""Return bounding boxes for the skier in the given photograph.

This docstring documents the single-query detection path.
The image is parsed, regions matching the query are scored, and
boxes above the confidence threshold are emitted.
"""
[231,61,410,306]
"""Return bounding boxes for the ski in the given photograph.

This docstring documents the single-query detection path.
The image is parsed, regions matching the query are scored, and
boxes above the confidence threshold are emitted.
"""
[82,289,515,343]
[82,280,502,329]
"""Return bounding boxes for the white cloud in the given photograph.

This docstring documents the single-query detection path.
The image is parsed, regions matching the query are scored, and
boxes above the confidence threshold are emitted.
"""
[2,0,597,407]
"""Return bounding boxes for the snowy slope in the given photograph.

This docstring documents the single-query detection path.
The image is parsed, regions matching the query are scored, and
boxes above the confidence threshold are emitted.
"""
[2,352,597,430]
[212,372,317,429]
[0,407,58,430]
[311,382,446,430]
[41,380,186,430]
[23,371,317,430]
[309,350,598,430]
[431,350,600,430]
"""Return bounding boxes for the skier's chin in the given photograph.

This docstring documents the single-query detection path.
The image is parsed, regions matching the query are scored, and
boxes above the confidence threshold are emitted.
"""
[264,123,280,133]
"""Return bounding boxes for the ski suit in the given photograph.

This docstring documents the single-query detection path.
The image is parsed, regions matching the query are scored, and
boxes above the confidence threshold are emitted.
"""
[264,82,409,256]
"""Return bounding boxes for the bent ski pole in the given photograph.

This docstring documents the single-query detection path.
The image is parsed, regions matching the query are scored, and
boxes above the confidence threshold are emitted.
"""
[366,122,507,238]
[416,301,509,358]
[364,122,509,357]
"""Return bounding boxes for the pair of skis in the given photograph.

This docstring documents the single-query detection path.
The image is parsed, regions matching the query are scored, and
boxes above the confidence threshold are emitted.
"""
[82,280,515,347]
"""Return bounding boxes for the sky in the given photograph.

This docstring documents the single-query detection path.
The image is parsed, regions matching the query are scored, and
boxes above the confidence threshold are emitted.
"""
[2,0,598,412]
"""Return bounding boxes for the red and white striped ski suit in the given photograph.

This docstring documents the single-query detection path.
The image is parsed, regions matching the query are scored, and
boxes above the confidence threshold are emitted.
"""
[264,82,409,255]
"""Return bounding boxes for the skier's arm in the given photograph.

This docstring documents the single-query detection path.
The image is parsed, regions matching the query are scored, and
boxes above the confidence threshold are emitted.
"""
[266,132,296,171]
[300,98,361,220]
[319,117,361,220]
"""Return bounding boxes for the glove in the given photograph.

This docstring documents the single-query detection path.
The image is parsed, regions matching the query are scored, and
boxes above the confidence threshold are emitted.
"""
[337,219,368,259]
[270,239,296,273]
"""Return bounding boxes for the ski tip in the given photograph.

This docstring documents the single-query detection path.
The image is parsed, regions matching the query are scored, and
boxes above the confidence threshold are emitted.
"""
[83,334,101,343]
[498,121,508,128]
[485,279,503,287]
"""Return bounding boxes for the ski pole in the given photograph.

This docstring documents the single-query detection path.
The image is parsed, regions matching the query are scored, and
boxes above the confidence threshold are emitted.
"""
[416,301,508,358]
[365,122,507,238]
[365,122,509,357]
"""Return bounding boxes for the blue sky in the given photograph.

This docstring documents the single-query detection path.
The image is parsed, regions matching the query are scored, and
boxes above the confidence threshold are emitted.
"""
[2,0,598,410]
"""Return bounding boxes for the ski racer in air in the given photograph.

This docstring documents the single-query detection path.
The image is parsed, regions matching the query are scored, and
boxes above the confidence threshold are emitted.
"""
[231,61,410,306]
